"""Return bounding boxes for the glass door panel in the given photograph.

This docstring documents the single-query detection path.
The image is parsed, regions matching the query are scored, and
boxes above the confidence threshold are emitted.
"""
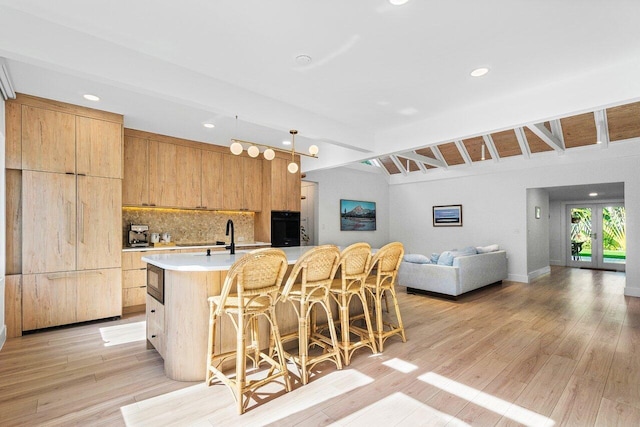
[600,205,625,271]
[569,206,594,268]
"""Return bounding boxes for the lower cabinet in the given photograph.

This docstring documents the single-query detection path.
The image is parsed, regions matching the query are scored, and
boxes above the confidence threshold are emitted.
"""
[22,268,122,331]
[146,294,165,359]
[123,268,147,310]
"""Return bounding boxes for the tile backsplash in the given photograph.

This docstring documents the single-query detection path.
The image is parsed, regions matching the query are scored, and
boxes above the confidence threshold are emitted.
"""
[123,208,255,246]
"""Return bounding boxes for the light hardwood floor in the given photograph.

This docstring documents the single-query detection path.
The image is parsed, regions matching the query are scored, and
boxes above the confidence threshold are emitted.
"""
[1,266,639,426]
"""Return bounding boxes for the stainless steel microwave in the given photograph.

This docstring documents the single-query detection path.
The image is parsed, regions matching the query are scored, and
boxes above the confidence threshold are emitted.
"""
[147,263,164,304]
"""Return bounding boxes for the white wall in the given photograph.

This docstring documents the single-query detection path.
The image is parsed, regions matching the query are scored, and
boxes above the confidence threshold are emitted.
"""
[300,181,317,245]
[389,151,640,295]
[303,167,390,249]
[526,188,550,279]
[1,97,6,350]
[549,200,564,265]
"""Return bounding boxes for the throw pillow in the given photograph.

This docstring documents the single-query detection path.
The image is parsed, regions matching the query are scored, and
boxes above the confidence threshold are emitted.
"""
[476,244,499,254]
[430,252,440,264]
[403,254,430,264]
[437,251,456,266]
[457,246,478,256]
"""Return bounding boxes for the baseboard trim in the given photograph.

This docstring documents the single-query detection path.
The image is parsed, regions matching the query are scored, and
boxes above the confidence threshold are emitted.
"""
[0,325,6,351]
[528,266,551,282]
[508,273,529,283]
[624,287,640,297]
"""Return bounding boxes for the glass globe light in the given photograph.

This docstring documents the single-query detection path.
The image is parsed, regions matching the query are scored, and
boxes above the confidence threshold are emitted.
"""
[263,148,275,160]
[287,161,299,174]
[230,141,243,155]
[247,145,260,158]
[308,144,319,156]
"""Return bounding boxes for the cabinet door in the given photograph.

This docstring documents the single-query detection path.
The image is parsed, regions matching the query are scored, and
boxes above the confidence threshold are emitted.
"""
[77,176,122,270]
[76,116,123,178]
[21,106,76,173]
[201,150,224,209]
[148,141,177,207]
[270,158,288,211]
[22,171,76,274]
[122,136,149,205]
[76,268,122,322]
[22,272,77,330]
[286,160,301,211]
[243,156,262,211]
[175,145,202,208]
[222,154,243,210]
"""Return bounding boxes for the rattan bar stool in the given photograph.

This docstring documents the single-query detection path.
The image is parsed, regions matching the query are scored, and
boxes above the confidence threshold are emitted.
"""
[206,248,291,414]
[329,242,377,365]
[279,245,342,385]
[362,242,407,352]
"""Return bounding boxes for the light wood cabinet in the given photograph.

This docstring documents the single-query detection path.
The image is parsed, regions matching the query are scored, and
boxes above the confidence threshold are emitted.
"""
[5,101,22,169]
[148,141,202,208]
[269,157,301,211]
[4,275,22,338]
[146,294,166,359]
[21,105,76,174]
[22,269,121,331]
[76,116,123,179]
[123,136,150,206]
[22,171,77,275]
[222,154,263,211]
[201,150,224,209]
[77,176,122,270]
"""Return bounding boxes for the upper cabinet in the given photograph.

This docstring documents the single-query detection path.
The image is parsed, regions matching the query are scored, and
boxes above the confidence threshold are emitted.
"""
[269,157,301,212]
[148,140,202,208]
[76,116,123,178]
[222,155,262,211]
[123,135,150,206]
[201,150,224,210]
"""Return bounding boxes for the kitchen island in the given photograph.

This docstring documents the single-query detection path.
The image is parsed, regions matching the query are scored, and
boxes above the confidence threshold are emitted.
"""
[142,246,314,381]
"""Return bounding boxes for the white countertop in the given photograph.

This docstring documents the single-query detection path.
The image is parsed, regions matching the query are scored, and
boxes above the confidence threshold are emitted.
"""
[142,246,315,271]
[123,241,271,252]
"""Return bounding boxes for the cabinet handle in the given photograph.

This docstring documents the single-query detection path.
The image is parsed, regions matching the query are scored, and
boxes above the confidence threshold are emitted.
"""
[151,334,157,338]
[46,272,69,281]
[151,309,155,313]
[65,201,74,245]
[79,202,85,244]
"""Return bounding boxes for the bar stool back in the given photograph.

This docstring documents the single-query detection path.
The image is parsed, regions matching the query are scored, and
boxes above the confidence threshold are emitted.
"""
[206,248,291,414]
[329,242,377,365]
[279,245,342,385]
[363,242,407,352]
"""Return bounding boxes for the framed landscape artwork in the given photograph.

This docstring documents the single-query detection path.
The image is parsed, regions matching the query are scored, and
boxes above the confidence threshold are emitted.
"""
[433,204,463,227]
[340,199,376,231]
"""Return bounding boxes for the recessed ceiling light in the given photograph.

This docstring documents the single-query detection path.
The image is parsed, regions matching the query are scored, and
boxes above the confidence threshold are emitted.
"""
[589,192,598,197]
[389,0,410,5]
[470,67,489,77]
[83,94,100,101]
[203,123,215,129]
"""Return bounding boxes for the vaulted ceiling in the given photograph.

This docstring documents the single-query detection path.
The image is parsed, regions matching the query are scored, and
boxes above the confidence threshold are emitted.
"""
[376,102,640,176]
[1,0,640,179]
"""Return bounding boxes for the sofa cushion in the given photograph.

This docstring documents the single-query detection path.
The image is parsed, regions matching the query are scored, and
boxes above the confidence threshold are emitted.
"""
[476,244,499,254]
[437,251,456,266]
[458,246,478,256]
[404,254,431,264]
[430,252,440,263]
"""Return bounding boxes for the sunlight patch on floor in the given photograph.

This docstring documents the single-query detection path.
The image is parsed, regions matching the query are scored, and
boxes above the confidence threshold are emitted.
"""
[419,372,555,427]
[120,368,374,426]
[99,321,146,347]
[382,357,418,373]
[333,391,470,426]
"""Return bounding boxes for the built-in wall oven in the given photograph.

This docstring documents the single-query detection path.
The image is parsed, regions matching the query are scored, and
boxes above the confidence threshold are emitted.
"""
[147,264,165,304]
[271,210,301,247]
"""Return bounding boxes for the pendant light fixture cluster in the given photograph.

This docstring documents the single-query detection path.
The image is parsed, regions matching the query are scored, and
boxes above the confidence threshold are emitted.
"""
[228,120,318,174]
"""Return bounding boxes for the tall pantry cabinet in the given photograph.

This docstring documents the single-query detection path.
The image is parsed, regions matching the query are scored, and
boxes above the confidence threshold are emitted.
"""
[5,94,123,334]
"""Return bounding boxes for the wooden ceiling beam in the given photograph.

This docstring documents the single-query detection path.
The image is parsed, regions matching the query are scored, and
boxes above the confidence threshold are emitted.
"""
[526,123,565,152]
[376,157,391,176]
[397,151,446,169]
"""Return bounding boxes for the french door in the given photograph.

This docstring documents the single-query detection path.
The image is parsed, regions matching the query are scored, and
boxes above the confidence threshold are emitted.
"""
[567,204,625,271]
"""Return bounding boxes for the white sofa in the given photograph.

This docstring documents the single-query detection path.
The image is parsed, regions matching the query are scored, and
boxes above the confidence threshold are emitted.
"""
[397,250,508,298]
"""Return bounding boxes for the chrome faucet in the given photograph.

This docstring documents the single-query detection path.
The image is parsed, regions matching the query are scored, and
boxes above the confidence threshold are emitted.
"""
[225,219,235,254]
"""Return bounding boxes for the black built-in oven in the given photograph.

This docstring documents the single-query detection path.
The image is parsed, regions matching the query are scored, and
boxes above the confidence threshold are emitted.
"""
[271,211,301,247]
[147,264,165,304]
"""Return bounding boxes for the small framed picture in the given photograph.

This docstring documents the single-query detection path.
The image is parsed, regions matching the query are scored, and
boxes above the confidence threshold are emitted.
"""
[433,204,462,227]
[535,206,541,219]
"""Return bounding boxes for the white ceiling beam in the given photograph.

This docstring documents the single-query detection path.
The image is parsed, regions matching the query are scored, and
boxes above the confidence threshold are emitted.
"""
[482,135,499,163]
[431,146,449,169]
[526,123,565,153]
[390,155,408,176]
[514,127,531,159]
[454,140,473,165]
[594,110,610,149]
[396,151,446,169]
[550,119,565,147]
